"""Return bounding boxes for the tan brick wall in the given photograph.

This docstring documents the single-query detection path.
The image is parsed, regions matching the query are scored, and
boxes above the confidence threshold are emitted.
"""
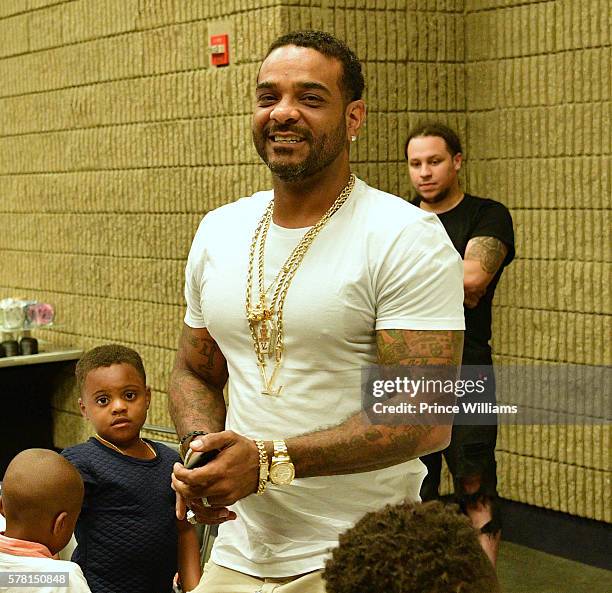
[0,1,283,446]
[465,0,611,521]
[1,0,609,521]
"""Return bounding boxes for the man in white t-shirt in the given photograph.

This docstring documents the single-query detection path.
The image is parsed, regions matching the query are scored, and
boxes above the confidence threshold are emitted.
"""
[170,30,465,593]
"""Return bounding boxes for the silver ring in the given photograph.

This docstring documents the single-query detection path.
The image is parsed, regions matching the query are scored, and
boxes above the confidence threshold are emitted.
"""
[186,509,197,524]
[202,496,211,508]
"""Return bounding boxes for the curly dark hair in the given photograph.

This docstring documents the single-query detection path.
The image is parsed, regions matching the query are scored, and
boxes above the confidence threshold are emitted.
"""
[323,500,500,593]
[76,344,146,392]
[265,30,364,103]
[405,120,463,158]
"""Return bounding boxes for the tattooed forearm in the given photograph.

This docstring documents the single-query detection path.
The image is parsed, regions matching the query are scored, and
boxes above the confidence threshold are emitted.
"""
[465,236,508,274]
[285,329,462,478]
[168,324,228,438]
[289,413,435,477]
[168,368,226,437]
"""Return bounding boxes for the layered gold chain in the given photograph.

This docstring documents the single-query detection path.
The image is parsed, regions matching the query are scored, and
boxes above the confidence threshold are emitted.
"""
[246,174,356,395]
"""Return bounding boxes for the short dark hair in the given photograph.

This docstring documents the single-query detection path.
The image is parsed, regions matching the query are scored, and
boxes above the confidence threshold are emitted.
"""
[405,120,463,158]
[76,344,146,393]
[323,500,500,593]
[265,30,364,102]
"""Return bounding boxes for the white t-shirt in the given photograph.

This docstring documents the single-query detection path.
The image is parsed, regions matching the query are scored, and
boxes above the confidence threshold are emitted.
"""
[184,177,464,577]
[0,552,91,593]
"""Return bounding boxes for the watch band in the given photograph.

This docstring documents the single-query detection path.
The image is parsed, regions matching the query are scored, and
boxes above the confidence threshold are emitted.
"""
[273,439,289,458]
[254,440,269,495]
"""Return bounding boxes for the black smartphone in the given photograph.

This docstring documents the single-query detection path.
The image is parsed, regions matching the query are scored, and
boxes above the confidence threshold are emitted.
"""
[184,447,219,469]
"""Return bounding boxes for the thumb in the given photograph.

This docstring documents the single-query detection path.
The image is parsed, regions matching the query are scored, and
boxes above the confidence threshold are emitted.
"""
[190,430,236,453]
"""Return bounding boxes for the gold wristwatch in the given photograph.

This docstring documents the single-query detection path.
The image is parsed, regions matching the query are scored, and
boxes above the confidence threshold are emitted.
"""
[269,440,295,485]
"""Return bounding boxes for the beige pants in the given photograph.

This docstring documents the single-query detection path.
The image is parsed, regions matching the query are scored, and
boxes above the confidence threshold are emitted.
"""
[191,561,326,593]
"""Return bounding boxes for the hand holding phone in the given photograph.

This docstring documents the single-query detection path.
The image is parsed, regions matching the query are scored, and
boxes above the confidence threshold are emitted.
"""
[183,446,220,469]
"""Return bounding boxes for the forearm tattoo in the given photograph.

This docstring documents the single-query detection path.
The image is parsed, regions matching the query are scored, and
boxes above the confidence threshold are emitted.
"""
[292,330,464,477]
[295,420,429,477]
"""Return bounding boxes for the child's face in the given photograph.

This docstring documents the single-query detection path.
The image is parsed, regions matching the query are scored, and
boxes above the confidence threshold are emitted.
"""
[79,363,150,446]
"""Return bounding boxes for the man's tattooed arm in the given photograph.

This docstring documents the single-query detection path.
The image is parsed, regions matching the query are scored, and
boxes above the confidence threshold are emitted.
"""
[376,329,464,367]
[288,329,463,478]
[168,324,228,444]
[463,236,508,308]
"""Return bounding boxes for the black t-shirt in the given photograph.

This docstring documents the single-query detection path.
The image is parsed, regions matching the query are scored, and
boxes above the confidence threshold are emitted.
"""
[62,438,180,593]
[413,194,515,364]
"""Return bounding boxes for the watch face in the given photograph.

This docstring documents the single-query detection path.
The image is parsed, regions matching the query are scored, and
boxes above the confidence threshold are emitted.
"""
[271,462,295,485]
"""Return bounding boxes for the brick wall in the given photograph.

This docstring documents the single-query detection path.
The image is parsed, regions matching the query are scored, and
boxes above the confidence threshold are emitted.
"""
[0,0,609,521]
[0,0,283,445]
[465,0,610,521]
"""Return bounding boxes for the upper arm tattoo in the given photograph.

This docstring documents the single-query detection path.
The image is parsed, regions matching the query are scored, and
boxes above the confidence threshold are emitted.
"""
[464,236,508,275]
[169,325,228,436]
[376,329,463,367]
[177,325,228,388]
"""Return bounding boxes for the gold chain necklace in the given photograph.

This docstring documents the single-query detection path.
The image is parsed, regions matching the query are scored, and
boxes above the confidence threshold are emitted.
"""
[246,174,356,396]
[94,433,156,458]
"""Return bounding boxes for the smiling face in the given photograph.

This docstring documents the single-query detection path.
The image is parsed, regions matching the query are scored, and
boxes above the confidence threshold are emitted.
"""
[406,135,462,206]
[78,363,150,447]
[252,45,362,183]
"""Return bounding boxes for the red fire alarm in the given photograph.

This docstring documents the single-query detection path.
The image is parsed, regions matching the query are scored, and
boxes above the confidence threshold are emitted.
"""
[210,34,229,67]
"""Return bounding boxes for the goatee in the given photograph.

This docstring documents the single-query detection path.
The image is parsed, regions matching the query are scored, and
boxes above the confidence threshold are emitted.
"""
[416,186,450,204]
[252,119,347,183]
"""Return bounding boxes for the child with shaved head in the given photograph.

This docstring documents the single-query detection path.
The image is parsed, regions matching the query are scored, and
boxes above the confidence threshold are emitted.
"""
[0,448,92,592]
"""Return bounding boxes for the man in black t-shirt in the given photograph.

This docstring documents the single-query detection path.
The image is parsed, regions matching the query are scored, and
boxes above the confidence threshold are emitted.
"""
[405,122,515,566]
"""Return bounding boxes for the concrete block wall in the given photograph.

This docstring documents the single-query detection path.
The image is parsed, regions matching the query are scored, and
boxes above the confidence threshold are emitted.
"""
[0,0,284,445]
[465,0,611,522]
[1,0,609,521]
